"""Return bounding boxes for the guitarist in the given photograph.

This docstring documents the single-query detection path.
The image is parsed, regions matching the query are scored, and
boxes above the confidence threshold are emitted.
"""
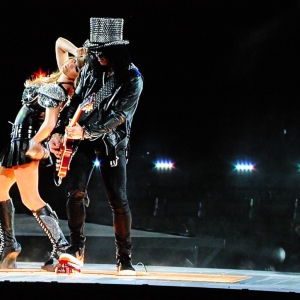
[49,18,143,275]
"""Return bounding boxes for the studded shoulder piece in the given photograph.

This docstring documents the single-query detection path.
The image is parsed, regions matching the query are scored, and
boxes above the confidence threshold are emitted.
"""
[38,83,69,108]
[21,84,41,105]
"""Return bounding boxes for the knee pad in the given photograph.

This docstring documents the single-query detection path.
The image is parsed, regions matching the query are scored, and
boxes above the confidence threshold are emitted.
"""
[67,190,90,207]
[67,190,86,199]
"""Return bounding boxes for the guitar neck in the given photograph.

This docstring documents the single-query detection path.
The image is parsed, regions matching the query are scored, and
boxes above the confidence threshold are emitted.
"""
[68,95,94,127]
[69,106,83,127]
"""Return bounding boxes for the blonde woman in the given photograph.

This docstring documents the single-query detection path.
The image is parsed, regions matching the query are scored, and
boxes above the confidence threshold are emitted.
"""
[0,37,85,271]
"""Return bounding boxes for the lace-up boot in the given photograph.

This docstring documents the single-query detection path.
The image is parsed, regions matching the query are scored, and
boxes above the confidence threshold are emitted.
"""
[0,199,21,269]
[32,204,69,272]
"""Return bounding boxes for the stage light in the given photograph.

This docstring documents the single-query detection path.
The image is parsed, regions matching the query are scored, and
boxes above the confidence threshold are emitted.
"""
[271,247,286,263]
[93,158,100,167]
[155,159,174,170]
[234,161,255,172]
[33,68,47,79]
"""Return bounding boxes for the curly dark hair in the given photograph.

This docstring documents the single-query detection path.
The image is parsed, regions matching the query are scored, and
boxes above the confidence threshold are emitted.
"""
[87,45,132,83]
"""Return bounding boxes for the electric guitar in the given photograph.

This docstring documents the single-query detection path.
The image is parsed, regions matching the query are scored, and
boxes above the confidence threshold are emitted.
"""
[55,94,95,185]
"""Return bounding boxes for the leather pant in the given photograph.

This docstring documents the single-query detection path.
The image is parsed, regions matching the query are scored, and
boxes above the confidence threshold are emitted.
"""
[100,148,132,255]
[66,146,132,255]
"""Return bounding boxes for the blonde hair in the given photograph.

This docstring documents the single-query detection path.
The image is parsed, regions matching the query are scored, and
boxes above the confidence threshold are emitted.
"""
[24,70,61,87]
[24,57,82,88]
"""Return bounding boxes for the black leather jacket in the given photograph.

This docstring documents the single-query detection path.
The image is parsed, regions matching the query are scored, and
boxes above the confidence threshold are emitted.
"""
[59,63,143,158]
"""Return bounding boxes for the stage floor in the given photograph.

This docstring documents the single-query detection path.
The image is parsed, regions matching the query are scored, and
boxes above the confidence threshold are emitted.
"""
[0,263,299,295]
[3,214,299,297]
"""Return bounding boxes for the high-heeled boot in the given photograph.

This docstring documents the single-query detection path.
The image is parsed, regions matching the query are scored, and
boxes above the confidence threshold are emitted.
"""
[32,203,69,272]
[0,199,22,269]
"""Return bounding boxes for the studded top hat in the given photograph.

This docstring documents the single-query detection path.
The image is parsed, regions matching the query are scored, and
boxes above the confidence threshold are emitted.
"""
[83,17,129,50]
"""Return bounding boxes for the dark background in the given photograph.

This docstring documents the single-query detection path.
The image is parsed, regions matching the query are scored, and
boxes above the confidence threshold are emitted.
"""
[2,0,300,271]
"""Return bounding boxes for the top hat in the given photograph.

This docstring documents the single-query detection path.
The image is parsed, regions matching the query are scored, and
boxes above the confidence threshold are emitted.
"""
[83,17,129,50]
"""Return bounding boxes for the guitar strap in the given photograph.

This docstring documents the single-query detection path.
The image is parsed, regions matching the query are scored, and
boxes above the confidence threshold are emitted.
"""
[79,74,120,122]
[79,64,139,122]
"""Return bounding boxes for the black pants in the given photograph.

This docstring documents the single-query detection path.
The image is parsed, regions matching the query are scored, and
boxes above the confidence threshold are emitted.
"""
[66,141,132,256]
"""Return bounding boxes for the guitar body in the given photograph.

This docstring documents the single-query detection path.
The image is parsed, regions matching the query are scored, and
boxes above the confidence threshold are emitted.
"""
[56,138,75,178]
[55,93,95,184]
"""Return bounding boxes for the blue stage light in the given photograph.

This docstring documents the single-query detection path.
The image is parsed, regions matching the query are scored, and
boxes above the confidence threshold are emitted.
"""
[93,158,100,167]
[235,161,254,172]
[155,159,174,170]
